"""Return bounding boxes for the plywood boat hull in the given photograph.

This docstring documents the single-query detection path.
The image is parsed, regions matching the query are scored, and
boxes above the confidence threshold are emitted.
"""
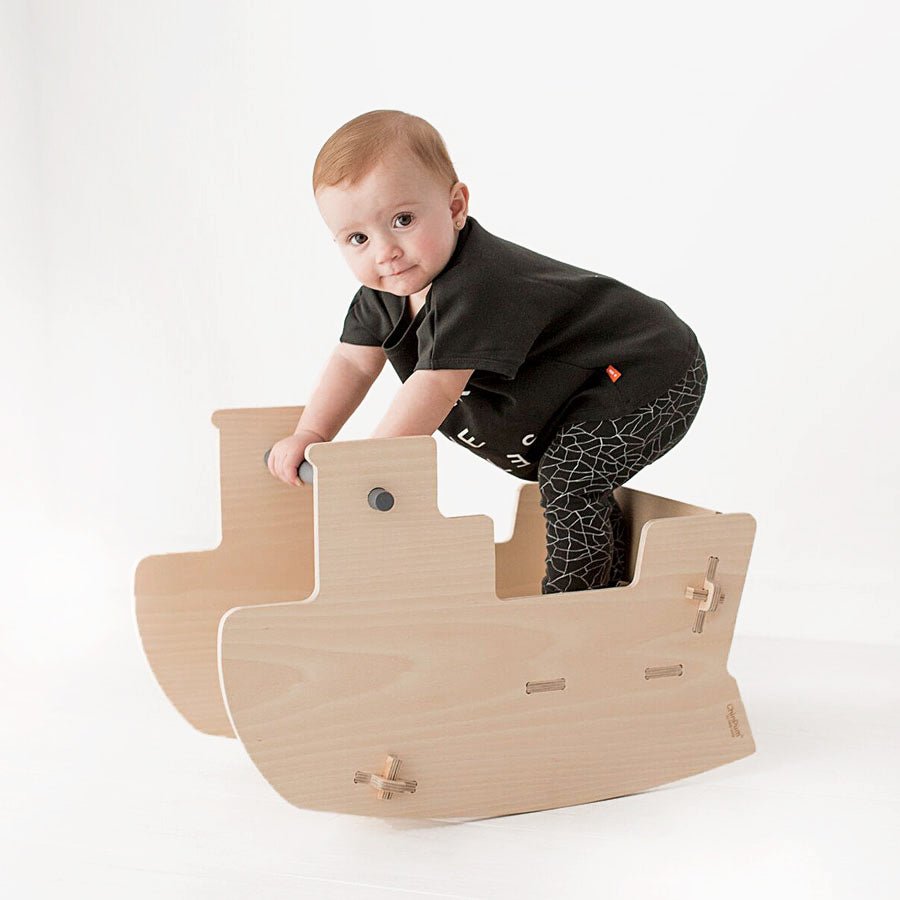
[136,407,756,819]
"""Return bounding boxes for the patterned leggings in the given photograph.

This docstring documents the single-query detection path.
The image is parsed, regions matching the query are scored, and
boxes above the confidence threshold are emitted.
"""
[537,346,708,594]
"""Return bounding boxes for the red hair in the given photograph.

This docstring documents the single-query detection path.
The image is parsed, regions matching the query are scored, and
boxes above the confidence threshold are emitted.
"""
[312,109,459,195]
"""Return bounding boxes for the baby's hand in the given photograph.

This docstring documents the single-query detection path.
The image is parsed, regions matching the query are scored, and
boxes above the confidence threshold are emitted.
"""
[267,430,322,486]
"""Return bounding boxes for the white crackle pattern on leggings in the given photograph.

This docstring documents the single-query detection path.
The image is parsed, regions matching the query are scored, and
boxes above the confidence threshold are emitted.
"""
[537,346,708,594]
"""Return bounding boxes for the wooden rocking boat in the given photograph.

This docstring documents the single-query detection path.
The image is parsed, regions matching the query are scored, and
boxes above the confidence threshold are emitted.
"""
[134,406,756,820]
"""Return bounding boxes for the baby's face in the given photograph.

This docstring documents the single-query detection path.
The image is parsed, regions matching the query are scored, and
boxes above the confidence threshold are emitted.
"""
[316,151,467,298]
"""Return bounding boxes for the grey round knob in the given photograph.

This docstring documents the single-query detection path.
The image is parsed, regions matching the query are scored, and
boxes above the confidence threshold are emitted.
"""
[367,487,395,511]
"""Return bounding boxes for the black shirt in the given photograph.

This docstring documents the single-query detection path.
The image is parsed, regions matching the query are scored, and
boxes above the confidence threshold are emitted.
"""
[339,215,700,482]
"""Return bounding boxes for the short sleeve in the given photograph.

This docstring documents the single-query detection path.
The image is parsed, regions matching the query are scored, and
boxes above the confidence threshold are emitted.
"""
[413,281,544,380]
[339,286,388,346]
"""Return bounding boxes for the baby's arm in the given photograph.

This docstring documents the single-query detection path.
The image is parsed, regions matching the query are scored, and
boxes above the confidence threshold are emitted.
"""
[272,352,470,485]
[371,369,474,439]
[294,343,387,440]
[270,343,387,485]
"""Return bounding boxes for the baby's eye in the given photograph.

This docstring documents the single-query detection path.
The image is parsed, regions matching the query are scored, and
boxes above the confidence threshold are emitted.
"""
[346,213,413,247]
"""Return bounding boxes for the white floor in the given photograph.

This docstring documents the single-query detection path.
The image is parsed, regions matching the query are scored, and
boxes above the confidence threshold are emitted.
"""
[2,616,898,900]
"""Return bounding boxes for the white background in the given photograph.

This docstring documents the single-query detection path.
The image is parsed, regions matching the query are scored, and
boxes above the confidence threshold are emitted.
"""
[2,2,898,898]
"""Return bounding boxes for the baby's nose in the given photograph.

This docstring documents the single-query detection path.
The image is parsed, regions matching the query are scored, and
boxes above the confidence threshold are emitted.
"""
[375,240,402,266]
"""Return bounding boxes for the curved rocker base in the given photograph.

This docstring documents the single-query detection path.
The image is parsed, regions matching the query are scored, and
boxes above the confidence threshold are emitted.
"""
[135,406,756,819]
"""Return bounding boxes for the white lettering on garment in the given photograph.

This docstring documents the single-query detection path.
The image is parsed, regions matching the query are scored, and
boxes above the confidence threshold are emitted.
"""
[457,428,486,449]
[522,433,536,446]
[506,453,530,468]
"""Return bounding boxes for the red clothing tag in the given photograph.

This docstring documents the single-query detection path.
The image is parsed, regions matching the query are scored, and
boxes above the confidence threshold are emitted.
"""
[606,365,622,383]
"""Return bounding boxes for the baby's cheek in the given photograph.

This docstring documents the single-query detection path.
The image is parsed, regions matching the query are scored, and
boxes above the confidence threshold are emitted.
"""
[426,234,453,263]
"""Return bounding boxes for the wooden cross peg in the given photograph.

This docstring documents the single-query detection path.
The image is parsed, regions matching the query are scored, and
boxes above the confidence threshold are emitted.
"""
[685,556,726,634]
[353,755,418,800]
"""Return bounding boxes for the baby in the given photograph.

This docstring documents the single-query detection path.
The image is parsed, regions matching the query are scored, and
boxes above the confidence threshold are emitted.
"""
[267,109,708,594]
